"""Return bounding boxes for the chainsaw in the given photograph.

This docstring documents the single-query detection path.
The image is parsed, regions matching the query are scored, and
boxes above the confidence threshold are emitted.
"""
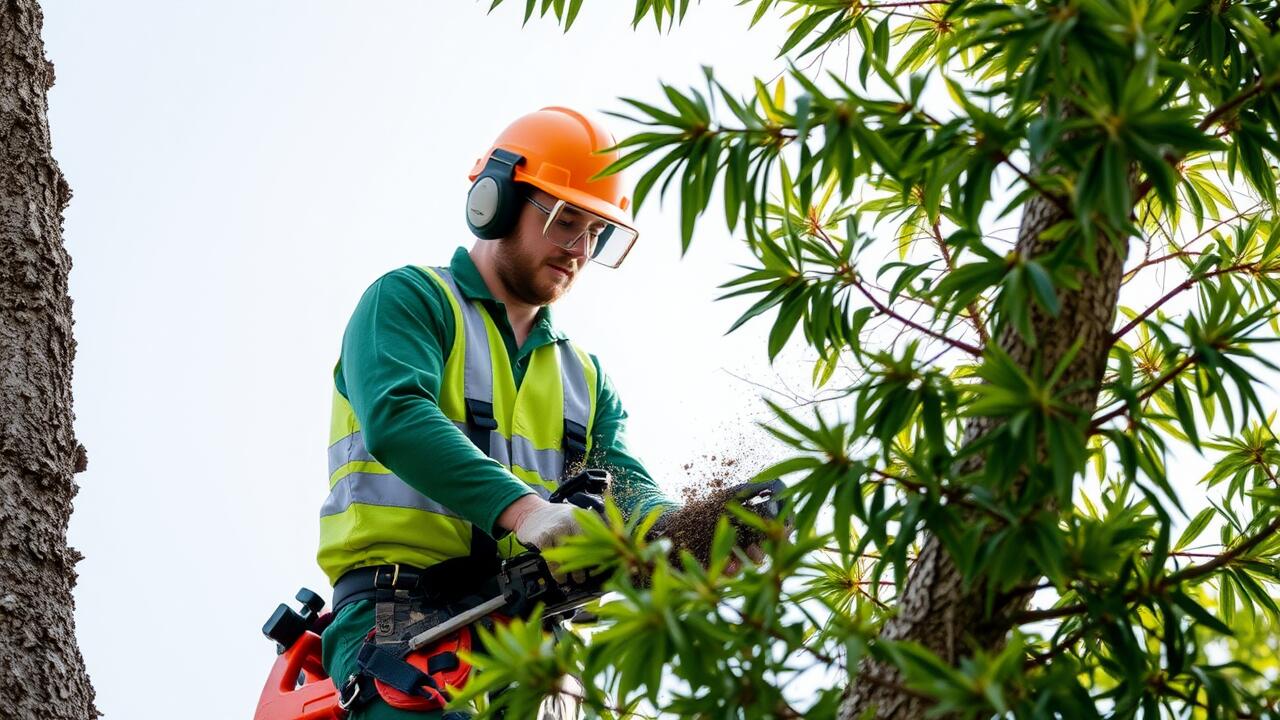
[253,472,785,720]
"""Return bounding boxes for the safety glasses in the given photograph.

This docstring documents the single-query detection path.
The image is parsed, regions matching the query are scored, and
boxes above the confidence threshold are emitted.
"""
[525,196,638,269]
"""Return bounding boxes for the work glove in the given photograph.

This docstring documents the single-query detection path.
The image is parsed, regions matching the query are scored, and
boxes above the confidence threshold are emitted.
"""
[512,498,583,550]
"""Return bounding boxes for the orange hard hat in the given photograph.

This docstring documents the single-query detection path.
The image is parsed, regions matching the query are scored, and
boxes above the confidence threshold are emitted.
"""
[469,107,633,230]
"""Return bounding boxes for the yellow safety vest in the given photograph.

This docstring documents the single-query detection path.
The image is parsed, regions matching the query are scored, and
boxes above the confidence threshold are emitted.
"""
[317,266,597,584]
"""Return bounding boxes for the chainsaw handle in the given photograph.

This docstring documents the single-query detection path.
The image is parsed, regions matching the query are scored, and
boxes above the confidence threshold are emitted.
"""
[732,479,787,522]
[548,468,611,505]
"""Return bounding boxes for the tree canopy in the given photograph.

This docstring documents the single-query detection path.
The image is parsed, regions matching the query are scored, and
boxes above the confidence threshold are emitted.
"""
[468,1,1280,717]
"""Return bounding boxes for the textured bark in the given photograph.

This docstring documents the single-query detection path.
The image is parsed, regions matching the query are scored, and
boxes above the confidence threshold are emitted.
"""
[841,190,1129,717]
[0,1,97,717]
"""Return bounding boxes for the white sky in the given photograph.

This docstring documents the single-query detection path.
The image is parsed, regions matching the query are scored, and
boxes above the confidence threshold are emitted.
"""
[44,2,1272,717]
[46,2,799,718]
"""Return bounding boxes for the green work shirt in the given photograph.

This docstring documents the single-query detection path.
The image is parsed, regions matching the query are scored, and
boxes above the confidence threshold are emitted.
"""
[335,247,674,539]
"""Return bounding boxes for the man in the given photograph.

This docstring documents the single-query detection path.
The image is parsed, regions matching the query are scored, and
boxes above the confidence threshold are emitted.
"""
[316,107,674,719]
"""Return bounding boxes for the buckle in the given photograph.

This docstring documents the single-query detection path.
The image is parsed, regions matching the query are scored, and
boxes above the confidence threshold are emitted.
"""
[563,419,588,454]
[373,564,401,591]
[465,398,498,431]
[373,563,427,593]
[338,674,363,711]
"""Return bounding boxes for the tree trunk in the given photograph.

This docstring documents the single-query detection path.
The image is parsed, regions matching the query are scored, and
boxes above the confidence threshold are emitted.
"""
[842,190,1129,718]
[0,1,97,717]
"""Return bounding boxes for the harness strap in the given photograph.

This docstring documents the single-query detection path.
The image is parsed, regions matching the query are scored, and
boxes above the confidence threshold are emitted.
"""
[562,417,589,480]
[356,642,443,696]
[428,652,460,674]
[463,398,501,572]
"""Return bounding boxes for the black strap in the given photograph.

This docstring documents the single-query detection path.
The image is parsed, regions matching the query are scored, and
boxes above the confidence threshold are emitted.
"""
[334,562,501,614]
[470,525,499,572]
[334,565,412,612]
[356,642,441,696]
[562,419,589,480]
[463,398,503,572]
[465,399,498,436]
[427,652,460,674]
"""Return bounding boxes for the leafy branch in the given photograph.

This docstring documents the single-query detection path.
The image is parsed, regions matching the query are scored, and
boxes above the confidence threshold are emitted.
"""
[1013,511,1280,624]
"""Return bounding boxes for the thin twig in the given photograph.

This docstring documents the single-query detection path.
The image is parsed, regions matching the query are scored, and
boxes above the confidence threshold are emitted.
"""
[1133,74,1280,204]
[1122,250,1201,281]
[1186,203,1264,245]
[1109,264,1259,342]
[809,222,984,356]
[1024,624,1089,669]
[995,151,1072,215]
[1013,513,1280,624]
[864,0,950,7]
[932,219,991,344]
[849,278,984,356]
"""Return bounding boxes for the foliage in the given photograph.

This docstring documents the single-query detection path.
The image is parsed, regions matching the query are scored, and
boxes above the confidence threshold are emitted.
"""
[478,0,1280,717]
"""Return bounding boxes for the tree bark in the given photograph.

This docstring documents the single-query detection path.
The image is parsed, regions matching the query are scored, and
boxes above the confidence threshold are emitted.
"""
[841,189,1129,718]
[0,1,97,717]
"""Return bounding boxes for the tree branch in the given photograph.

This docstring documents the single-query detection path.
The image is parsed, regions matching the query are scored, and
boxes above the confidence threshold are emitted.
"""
[1165,513,1280,586]
[808,222,985,356]
[1133,73,1280,204]
[1013,512,1280,624]
[1109,264,1259,343]
[1089,353,1200,431]
[849,276,984,356]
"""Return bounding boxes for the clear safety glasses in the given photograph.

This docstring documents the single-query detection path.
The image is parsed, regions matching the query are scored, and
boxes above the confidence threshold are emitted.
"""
[525,196,638,269]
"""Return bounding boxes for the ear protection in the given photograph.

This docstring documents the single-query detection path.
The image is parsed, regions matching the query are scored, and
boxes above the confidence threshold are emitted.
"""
[465,148,526,240]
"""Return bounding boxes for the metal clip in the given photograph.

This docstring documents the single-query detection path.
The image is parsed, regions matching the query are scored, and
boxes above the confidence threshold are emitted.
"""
[338,674,362,711]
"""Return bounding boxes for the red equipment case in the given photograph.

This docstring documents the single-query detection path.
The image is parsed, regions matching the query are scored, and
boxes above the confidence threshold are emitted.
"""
[254,625,344,720]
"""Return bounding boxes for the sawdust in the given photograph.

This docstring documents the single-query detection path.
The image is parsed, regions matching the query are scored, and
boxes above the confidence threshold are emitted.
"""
[659,485,767,566]
[678,454,738,503]
[656,453,770,567]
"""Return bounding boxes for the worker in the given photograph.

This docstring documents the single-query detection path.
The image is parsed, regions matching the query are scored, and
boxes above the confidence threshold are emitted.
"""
[315,107,675,719]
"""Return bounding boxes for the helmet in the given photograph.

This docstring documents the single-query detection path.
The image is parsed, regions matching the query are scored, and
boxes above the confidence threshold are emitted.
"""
[465,107,638,266]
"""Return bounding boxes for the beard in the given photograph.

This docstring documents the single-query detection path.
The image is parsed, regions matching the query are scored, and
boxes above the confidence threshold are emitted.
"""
[493,236,575,306]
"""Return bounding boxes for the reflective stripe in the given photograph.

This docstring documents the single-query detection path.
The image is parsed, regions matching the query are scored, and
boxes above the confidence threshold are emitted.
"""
[511,435,565,482]
[320,472,459,518]
[446,421,561,490]
[557,343,591,430]
[434,268,493,406]
[330,425,563,486]
[447,421,507,465]
[327,431,376,476]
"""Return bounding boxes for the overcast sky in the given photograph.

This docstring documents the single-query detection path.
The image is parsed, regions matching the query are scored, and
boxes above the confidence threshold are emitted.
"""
[44,2,804,717]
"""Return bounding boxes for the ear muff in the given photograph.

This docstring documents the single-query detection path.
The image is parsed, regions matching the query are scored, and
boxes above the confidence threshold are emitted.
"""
[466,148,525,240]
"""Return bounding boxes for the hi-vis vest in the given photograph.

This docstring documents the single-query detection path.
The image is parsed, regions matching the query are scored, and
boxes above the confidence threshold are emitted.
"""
[317,266,598,584]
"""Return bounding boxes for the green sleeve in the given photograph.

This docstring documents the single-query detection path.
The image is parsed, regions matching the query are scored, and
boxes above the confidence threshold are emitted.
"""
[586,357,679,522]
[338,266,535,537]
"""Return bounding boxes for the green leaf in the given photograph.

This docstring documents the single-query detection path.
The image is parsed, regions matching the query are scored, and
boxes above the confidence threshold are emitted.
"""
[563,0,584,30]
[1171,590,1234,636]
[1171,381,1202,451]
[1024,260,1060,316]
[767,286,807,360]
[1174,507,1215,551]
